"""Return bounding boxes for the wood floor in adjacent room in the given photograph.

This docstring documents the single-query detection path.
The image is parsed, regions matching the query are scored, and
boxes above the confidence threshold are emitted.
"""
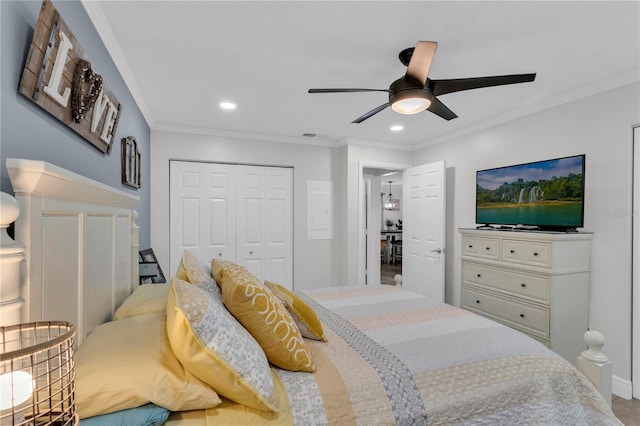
[380,261,402,285]
[613,396,640,425]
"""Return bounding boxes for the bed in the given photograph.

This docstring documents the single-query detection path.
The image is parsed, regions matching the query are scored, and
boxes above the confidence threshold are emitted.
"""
[1,158,620,425]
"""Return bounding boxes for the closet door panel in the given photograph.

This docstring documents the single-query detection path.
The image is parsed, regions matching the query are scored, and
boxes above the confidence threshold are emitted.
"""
[236,167,265,277]
[265,169,293,287]
[170,161,236,275]
[206,168,236,263]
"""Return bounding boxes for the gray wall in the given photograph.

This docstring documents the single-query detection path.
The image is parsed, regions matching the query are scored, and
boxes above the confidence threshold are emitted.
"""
[1,0,150,247]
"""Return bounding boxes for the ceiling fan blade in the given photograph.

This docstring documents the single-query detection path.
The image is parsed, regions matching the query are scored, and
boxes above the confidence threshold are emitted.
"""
[427,96,458,121]
[405,41,438,85]
[352,103,390,123]
[308,88,390,93]
[430,73,536,96]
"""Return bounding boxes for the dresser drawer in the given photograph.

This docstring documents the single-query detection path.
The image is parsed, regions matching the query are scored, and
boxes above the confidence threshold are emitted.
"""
[462,262,551,304]
[462,236,500,260]
[502,240,551,268]
[462,286,550,338]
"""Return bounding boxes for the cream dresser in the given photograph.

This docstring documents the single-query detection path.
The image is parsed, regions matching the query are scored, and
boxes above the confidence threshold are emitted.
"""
[459,228,593,364]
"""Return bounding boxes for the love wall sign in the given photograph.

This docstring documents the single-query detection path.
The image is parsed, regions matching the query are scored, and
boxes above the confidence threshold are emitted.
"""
[19,0,121,154]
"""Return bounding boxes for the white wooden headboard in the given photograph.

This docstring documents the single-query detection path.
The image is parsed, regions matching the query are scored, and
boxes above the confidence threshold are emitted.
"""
[5,158,139,344]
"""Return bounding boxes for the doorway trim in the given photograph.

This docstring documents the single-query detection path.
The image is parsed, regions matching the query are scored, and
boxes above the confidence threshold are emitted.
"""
[358,160,411,286]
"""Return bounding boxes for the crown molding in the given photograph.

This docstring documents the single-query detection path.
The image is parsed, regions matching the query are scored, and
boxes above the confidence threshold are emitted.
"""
[81,0,155,128]
[152,123,347,148]
[415,69,640,150]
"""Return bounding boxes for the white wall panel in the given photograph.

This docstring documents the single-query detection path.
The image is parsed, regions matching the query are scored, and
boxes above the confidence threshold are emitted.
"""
[84,215,114,341]
[42,214,79,329]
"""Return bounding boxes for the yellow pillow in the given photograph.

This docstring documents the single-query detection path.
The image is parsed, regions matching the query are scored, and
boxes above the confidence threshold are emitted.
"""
[265,281,326,342]
[112,284,169,320]
[167,279,279,412]
[75,313,221,419]
[211,260,315,372]
[175,250,220,295]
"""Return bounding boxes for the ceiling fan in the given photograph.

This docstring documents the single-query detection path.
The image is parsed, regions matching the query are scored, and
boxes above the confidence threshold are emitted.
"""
[308,41,536,123]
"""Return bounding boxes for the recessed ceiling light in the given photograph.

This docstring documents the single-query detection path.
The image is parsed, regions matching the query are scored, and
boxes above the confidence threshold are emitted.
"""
[219,102,236,110]
[390,125,404,131]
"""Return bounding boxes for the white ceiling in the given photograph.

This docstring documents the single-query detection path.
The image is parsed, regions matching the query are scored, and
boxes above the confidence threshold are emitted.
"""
[83,1,640,150]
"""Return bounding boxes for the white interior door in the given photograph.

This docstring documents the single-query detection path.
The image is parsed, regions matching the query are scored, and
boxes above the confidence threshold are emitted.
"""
[170,161,236,276]
[236,166,293,286]
[236,167,266,279]
[402,160,446,301]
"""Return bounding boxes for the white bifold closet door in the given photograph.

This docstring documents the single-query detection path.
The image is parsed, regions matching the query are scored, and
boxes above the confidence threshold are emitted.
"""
[170,161,293,289]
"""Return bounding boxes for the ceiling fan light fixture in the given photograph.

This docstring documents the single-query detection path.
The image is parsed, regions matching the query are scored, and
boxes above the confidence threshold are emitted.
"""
[389,88,431,114]
[391,97,431,114]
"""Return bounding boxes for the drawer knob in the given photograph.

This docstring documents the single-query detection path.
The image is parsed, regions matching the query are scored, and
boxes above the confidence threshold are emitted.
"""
[476,274,482,278]
[533,252,539,256]
[510,249,515,254]
[476,300,481,304]
[521,283,527,288]
[218,253,222,257]
[520,313,525,318]
[485,247,490,251]
[468,244,473,248]
[250,251,253,255]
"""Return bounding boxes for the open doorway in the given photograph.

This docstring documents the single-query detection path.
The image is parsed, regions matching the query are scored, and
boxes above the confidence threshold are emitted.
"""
[361,163,407,286]
[380,177,403,285]
[360,160,446,298]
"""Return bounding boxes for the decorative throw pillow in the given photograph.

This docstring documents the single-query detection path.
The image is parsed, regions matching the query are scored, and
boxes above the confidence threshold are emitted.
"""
[265,281,326,341]
[175,250,220,296]
[211,260,315,372]
[166,278,279,412]
[112,284,169,320]
[75,313,221,419]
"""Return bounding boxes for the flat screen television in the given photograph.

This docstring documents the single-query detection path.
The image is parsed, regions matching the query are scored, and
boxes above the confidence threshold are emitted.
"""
[476,154,585,232]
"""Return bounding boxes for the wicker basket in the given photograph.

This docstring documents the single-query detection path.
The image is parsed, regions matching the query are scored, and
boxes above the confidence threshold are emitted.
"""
[0,322,76,425]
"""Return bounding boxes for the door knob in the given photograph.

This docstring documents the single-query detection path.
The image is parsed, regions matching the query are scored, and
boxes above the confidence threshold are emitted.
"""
[431,248,442,254]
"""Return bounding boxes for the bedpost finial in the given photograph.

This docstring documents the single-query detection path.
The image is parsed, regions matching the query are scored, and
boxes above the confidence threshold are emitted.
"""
[581,330,608,363]
[1,192,20,242]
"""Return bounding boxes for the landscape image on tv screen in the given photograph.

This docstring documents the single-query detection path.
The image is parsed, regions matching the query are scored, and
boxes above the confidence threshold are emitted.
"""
[476,155,584,228]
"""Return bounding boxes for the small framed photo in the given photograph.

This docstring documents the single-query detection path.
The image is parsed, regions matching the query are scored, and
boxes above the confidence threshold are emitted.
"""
[138,248,166,283]
[122,136,141,189]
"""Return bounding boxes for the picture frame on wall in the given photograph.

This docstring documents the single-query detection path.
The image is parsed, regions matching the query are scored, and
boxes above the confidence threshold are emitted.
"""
[122,136,141,189]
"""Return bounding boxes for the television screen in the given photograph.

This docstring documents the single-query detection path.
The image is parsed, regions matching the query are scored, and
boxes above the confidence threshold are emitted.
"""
[476,155,585,230]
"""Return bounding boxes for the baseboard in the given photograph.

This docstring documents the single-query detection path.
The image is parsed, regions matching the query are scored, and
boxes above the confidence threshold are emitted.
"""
[612,375,633,399]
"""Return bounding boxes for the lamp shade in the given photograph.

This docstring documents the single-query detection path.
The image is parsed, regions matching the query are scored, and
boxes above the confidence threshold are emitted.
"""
[0,322,76,425]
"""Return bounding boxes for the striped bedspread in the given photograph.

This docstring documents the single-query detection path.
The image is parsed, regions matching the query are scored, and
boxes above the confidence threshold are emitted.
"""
[192,285,619,425]
[281,285,619,426]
